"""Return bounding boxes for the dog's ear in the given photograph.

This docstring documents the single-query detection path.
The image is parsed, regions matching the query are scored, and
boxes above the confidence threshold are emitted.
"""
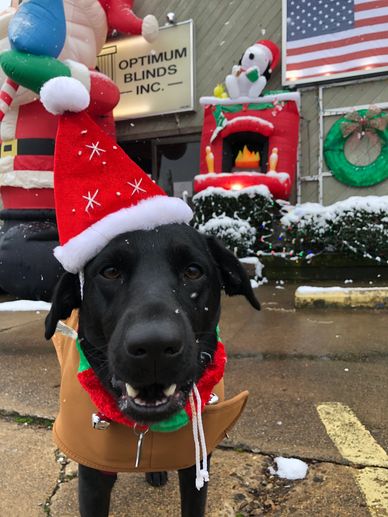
[206,236,260,310]
[45,272,81,339]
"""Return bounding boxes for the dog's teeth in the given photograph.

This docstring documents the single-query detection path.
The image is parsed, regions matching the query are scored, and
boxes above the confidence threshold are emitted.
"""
[155,397,168,406]
[163,384,176,397]
[134,397,146,406]
[125,383,139,398]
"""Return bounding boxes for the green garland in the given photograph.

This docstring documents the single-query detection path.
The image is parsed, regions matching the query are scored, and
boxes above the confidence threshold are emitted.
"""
[323,109,388,187]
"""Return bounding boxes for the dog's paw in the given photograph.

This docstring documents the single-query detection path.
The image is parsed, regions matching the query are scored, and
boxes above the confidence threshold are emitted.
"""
[145,471,168,487]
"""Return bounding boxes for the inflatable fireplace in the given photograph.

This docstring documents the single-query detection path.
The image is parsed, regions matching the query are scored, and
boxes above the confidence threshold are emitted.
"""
[194,91,300,200]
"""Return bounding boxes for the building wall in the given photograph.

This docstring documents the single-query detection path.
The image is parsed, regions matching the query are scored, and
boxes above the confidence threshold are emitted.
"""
[116,0,388,205]
[116,0,283,141]
[299,78,388,205]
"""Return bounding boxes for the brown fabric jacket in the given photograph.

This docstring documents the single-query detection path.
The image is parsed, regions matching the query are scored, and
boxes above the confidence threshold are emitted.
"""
[52,310,248,472]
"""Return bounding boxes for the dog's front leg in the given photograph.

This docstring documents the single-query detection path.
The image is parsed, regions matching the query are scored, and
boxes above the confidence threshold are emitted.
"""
[178,454,211,517]
[78,464,117,517]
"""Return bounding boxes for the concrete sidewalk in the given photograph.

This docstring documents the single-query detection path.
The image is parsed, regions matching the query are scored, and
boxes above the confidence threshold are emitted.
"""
[0,281,387,516]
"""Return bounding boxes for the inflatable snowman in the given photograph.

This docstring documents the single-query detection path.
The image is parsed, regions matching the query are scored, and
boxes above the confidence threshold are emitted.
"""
[0,0,158,300]
[225,40,280,100]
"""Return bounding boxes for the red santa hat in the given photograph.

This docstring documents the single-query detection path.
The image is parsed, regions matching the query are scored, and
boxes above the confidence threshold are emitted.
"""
[255,40,280,71]
[98,0,159,42]
[53,111,192,274]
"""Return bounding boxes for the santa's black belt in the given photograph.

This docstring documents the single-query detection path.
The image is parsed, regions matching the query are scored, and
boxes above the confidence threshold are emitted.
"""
[0,138,55,158]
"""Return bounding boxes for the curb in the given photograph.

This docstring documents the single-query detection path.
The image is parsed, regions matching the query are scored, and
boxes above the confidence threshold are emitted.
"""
[295,286,388,309]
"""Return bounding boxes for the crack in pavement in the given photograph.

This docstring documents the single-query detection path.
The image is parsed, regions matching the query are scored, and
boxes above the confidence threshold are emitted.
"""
[43,450,77,516]
[2,409,387,472]
[228,351,388,362]
[0,408,54,428]
[219,442,388,471]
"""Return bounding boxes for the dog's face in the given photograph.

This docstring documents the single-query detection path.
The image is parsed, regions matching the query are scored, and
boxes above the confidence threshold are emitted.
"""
[46,224,259,424]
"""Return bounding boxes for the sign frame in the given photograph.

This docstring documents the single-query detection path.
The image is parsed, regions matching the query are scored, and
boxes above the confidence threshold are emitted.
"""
[98,19,195,120]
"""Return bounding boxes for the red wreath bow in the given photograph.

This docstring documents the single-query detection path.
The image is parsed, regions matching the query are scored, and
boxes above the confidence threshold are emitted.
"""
[341,105,387,140]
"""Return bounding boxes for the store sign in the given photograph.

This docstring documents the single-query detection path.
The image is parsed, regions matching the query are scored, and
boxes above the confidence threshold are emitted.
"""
[98,20,194,120]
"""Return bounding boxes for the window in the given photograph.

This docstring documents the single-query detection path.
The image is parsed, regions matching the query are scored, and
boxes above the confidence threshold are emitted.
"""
[119,135,200,198]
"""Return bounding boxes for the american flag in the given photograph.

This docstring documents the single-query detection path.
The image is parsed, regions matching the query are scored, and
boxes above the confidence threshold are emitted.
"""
[283,0,388,84]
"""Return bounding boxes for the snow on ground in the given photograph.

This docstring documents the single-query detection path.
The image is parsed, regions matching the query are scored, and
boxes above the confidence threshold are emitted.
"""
[0,300,52,311]
[269,457,309,480]
[297,286,388,294]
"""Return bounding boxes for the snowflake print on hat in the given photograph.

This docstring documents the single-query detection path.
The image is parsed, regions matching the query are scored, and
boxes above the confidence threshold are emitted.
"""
[83,190,101,212]
[85,141,106,160]
[128,178,146,197]
[53,111,193,273]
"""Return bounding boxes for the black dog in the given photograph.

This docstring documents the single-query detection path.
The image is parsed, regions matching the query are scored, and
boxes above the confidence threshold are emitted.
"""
[45,223,260,517]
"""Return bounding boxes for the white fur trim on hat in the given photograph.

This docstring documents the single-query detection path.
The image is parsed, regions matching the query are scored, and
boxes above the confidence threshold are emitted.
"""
[40,77,90,115]
[54,195,193,273]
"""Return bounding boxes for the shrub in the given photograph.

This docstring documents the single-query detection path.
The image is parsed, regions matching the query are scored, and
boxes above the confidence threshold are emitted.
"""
[280,196,388,262]
[197,216,256,257]
[192,186,275,254]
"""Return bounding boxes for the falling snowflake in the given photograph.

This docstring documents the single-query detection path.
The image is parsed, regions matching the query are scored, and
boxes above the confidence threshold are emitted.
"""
[83,190,101,212]
[128,178,146,196]
[85,141,106,160]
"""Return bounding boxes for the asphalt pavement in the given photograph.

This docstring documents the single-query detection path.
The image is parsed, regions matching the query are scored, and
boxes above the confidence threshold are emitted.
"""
[0,281,387,516]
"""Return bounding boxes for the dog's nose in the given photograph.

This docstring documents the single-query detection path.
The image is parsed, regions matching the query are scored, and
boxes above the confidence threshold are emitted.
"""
[125,321,184,361]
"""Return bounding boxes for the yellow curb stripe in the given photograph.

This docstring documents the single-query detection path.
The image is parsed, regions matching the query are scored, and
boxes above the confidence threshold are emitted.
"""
[317,402,388,468]
[355,468,388,517]
[317,402,388,516]
[295,287,388,309]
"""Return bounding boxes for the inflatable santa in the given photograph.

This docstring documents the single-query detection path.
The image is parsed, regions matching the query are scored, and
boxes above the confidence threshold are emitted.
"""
[0,0,158,300]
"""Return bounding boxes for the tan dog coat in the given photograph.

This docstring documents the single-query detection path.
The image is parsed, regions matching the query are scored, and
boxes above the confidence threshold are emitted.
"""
[52,310,248,472]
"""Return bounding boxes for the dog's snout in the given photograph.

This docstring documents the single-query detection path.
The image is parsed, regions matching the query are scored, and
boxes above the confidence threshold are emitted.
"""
[125,321,184,362]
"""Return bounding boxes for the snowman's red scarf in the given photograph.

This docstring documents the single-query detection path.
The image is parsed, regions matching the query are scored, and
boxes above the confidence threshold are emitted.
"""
[76,338,227,432]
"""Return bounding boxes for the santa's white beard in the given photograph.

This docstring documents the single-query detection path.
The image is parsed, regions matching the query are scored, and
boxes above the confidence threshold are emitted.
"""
[60,0,108,69]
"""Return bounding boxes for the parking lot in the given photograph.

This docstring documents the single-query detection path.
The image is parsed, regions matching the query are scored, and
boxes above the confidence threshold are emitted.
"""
[0,282,387,516]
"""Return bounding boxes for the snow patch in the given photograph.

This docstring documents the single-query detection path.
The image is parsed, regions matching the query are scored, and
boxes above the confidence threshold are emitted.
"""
[192,184,272,201]
[240,256,264,278]
[0,300,52,311]
[198,216,256,251]
[269,457,308,480]
[296,286,388,294]
[281,196,388,228]
[266,170,290,184]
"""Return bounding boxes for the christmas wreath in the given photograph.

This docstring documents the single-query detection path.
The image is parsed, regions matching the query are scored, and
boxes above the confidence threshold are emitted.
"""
[323,107,388,187]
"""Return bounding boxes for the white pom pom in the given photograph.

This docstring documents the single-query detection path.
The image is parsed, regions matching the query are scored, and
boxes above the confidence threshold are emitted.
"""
[40,77,90,115]
[142,15,159,42]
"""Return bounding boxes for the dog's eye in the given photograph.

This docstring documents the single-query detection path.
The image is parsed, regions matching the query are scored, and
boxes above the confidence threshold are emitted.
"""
[100,266,121,280]
[184,264,203,280]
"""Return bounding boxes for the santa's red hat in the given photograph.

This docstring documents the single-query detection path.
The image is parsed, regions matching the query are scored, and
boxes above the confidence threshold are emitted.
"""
[255,40,280,71]
[53,111,192,273]
[98,0,159,42]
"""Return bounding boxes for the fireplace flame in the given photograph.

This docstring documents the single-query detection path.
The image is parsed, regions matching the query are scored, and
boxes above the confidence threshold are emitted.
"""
[235,145,260,169]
